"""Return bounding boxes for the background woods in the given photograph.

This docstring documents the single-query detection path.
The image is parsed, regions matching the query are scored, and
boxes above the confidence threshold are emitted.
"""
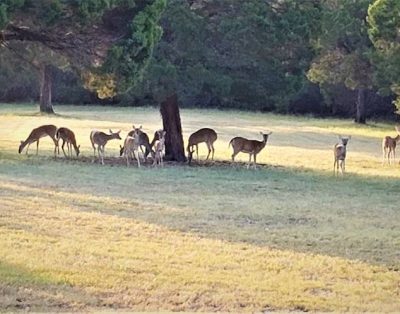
[1,0,399,121]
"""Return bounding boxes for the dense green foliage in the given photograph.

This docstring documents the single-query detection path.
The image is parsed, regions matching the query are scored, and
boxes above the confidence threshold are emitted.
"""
[0,0,166,95]
[0,0,399,119]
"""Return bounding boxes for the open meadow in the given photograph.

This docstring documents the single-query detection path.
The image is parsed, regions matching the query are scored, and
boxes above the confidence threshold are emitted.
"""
[0,104,399,311]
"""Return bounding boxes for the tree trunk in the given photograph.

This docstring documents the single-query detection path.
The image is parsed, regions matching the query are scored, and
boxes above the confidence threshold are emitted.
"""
[160,94,186,162]
[355,88,366,124]
[39,64,54,114]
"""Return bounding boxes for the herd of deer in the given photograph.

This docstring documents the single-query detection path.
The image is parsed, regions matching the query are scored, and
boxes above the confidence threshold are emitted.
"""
[17,123,400,173]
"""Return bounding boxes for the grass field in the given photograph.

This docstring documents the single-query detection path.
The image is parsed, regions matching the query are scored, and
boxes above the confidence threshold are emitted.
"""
[0,103,399,311]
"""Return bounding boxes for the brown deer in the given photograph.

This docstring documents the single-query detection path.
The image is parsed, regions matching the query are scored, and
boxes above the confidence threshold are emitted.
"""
[382,125,400,165]
[122,130,142,167]
[333,136,351,175]
[150,130,160,149]
[56,127,80,158]
[119,125,154,160]
[153,130,166,167]
[18,124,58,156]
[90,129,121,165]
[187,128,218,164]
[229,132,272,169]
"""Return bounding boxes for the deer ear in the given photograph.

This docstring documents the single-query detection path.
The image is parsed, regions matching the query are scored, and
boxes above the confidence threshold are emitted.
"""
[109,129,113,134]
[132,125,135,129]
[117,130,121,134]
[260,131,263,135]
[268,131,272,135]
[139,125,142,129]
[20,141,24,144]
[338,135,342,140]
[120,145,122,149]
[78,145,81,149]
[348,135,352,140]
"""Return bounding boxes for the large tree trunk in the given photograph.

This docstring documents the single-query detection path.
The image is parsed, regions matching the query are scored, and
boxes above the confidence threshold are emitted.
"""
[39,64,54,114]
[160,94,186,162]
[355,88,366,124]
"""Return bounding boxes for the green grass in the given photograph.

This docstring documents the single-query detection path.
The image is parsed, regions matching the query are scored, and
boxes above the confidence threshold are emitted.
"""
[0,103,399,311]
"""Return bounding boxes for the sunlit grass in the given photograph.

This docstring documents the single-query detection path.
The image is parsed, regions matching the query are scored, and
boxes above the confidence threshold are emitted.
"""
[0,103,400,311]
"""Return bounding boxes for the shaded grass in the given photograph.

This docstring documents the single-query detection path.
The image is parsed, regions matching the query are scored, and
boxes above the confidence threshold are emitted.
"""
[1,181,400,312]
[1,104,400,311]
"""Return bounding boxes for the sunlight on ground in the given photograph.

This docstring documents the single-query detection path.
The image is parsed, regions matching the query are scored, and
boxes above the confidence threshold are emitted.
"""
[1,181,399,312]
[0,104,399,311]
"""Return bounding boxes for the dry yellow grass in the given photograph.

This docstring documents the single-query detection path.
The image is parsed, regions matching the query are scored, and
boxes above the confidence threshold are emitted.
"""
[0,104,400,311]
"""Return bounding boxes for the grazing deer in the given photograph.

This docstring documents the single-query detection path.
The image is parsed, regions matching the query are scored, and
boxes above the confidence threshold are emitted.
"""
[18,124,58,156]
[382,125,400,165]
[119,125,154,160]
[56,127,80,158]
[333,136,351,175]
[229,132,272,169]
[90,129,121,165]
[153,130,166,167]
[187,128,218,164]
[122,130,142,167]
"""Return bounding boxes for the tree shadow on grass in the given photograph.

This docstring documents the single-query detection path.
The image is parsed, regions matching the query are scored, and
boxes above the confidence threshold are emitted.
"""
[0,261,100,311]
[1,154,400,270]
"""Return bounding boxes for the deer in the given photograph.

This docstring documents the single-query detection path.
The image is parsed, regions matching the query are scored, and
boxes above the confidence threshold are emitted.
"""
[229,132,272,169]
[119,125,154,161]
[56,127,80,158]
[153,130,166,167]
[333,135,351,175]
[18,124,58,157]
[382,125,400,165]
[122,130,142,167]
[187,128,218,164]
[90,129,121,165]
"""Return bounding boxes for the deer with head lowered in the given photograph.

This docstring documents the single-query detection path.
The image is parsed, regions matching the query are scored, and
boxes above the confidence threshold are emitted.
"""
[187,128,218,164]
[90,129,121,165]
[382,125,400,165]
[229,132,272,169]
[119,125,154,161]
[18,124,58,156]
[333,135,351,175]
[56,127,80,158]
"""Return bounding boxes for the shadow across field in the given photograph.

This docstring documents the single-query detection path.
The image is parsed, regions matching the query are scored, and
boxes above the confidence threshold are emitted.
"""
[1,152,399,270]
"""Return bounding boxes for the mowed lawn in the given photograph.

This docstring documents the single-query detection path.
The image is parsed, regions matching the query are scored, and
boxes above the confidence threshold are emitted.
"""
[0,104,399,311]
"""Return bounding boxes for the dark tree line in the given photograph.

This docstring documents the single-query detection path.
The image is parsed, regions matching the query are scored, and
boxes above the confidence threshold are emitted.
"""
[2,0,400,159]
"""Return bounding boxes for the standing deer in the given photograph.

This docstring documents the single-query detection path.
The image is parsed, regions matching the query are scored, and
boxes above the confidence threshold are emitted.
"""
[119,125,154,160]
[229,132,272,169]
[382,125,400,165]
[90,129,121,165]
[153,130,166,167]
[122,129,142,167]
[187,128,218,164]
[18,124,58,156]
[333,136,351,175]
[56,127,80,158]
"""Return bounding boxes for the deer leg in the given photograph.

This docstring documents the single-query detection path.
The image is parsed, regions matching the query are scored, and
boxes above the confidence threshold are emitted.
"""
[196,144,199,161]
[393,148,396,164]
[126,150,130,167]
[52,137,58,157]
[253,154,257,169]
[211,143,215,160]
[36,140,39,155]
[61,140,68,157]
[206,143,211,160]
[382,147,386,165]
[247,154,252,169]
[136,150,141,168]
[26,143,30,155]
